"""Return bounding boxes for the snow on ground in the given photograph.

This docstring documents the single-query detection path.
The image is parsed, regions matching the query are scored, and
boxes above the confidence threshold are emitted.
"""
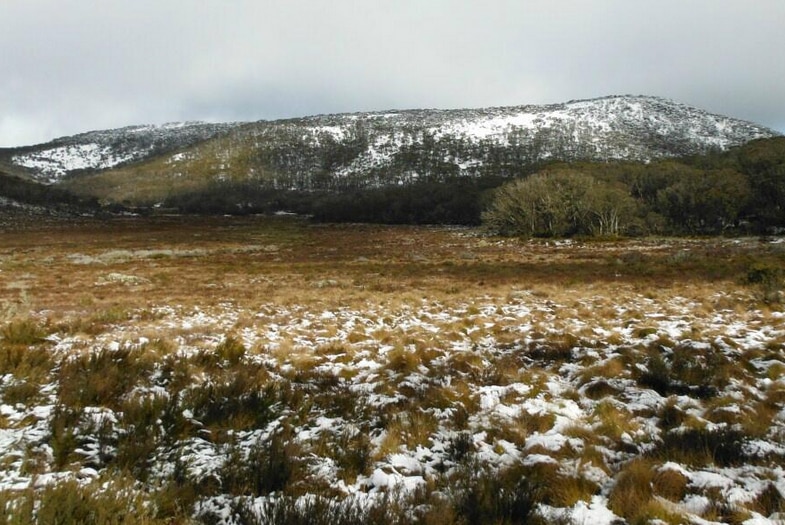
[1,285,784,523]
[12,144,140,182]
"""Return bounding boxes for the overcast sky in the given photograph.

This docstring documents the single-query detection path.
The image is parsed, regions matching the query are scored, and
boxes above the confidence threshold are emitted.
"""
[1,0,783,147]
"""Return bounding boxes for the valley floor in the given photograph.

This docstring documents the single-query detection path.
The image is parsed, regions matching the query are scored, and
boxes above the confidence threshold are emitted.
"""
[1,216,784,524]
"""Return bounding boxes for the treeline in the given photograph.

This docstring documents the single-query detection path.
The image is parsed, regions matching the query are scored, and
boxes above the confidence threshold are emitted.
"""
[157,137,785,235]
[162,177,503,225]
[484,137,785,236]
[0,171,99,212]
[309,177,502,224]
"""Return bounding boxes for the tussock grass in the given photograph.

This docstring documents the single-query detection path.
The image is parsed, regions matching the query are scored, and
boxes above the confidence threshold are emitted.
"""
[652,426,747,467]
[582,379,623,400]
[385,343,426,374]
[0,342,54,388]
[1,217,784,524]
[0,319,48,346]
[609,459,685,525]
[578,356,626,384]
[485,412,546,448]
[0,477,168,525]
[514,460,599,507]
[750,483,785,517]
[57,346,155,410]
[377,410,439,458]
[652,465,689,502]
[592,400,638,442]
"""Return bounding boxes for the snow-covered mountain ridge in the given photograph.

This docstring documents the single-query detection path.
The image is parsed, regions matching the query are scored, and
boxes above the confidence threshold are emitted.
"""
[2,95,779,188]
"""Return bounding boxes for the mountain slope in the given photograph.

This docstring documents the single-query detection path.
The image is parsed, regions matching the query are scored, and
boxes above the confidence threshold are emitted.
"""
[0,121,243,184]
[3,95,780,205]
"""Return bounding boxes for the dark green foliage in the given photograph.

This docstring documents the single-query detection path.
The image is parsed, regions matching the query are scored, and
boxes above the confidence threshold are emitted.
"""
[446,431,475,464]
[129,137,785,232]
[230,494,397,525]
[450,463,539,525]
[653,427,747,467]
[223,463,541,525]
[746,262,784,303]
[311,177,498,225]
[736,137,785,228]
[57,347,153,410]
[331,429,373,482]
[484,138,785,236]
[165,177,498,225]
[49,404,81,469]
[654,167,750,233]
[221,428,302,497]
[162,182,318,215]
[182,374,277,435]
[637,345,729,399]
[0,170,99,212]
[114,394,172,478]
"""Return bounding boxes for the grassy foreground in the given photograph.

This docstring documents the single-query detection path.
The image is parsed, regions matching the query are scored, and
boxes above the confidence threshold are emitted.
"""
[1,216,784,524]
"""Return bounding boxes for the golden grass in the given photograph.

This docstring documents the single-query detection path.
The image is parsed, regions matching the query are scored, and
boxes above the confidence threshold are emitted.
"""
[652,466,689,502]
[592,400,639,442]
[609,459,686,524]
[1,216,784,523]
[376,410,439,458]
[1,216,775,321]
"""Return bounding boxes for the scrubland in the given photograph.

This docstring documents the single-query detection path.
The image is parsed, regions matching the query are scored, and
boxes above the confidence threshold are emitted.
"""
[1,216,784,524]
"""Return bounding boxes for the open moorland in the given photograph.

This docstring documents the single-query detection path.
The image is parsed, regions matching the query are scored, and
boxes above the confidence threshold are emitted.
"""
[1,216,784,524]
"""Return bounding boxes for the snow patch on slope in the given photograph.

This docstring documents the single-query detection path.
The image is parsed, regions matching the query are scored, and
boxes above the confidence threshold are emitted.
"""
[13,144,141,182]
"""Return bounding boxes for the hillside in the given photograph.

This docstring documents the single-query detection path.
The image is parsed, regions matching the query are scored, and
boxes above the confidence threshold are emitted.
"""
[0,96,777,204]
[0,122,243,184]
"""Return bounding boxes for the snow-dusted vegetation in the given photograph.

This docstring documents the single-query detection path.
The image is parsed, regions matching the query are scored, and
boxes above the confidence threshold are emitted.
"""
[1,217,784,524]
[5,122,240,184]
[3,96,777,189]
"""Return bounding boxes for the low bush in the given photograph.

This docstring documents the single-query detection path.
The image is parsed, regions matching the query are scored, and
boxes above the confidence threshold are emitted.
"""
[609,459,684,524]
[0,478,163,525]
[448,463,539,525]
[0,319,48,346]
[182,370,277,439]
[746,262,784,303]
[652,426,747,467]
[221,427,304,497]
[230,493,399,525]
[57,347,155,410]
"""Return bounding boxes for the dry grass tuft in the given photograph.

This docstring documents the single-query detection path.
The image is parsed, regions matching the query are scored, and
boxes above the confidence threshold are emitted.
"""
[749,482,785,517]
[592,400,638,442]
[0,318,48,346]
[652,466,689,502]
[57,347,155,410]
[516,460,598,507]
[376,410,438,458]
[0,476,169,525]
[609,459,684,524]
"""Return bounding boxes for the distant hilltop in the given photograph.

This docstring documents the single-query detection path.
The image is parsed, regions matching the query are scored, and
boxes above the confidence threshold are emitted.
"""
[1,95,778,189]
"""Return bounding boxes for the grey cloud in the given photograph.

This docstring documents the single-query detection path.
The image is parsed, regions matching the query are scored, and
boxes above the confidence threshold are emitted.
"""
[2,0,784,146]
